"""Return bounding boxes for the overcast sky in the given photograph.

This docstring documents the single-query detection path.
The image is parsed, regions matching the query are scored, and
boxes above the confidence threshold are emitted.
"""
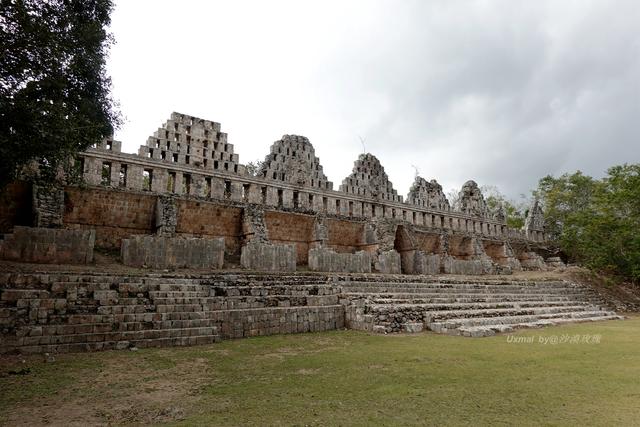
[107,0,640,200]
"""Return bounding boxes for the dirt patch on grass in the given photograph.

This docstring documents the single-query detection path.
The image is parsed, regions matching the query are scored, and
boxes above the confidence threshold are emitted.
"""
[296,368,321,375]
[0,352,211,426]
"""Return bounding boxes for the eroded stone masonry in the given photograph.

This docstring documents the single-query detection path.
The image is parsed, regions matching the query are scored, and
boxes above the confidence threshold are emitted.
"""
[21,111,548,274]
[0,112,552,274]
[1,112,623,353]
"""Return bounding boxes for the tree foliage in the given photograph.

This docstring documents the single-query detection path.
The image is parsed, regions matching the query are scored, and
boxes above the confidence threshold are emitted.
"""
[481,185,528,229]
[535,165,640,283]
[245,159,264,177]
[0,0,120,187]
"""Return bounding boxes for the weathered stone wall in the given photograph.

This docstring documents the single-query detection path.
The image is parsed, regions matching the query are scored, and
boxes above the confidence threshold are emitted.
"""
[121,236,225,269]
[74,112,539,251]
[518,251,547,271]
[407,176,450,210]
[340,153,402,202]
[242,204,269,244]
[326,218,366,253]
[412,252,441,275]
[155,196,177,236]
[0,110,549,276]
[137,112,243,176]
[448,236,475,259]
[240,242,297,271]
[458,180,488,217]
[264,211,314,264]
[483,240,522,272]
[32,184,64,228]
[63,187,156,249]
[308,248,371,273]
[63,187,244,254]
[0,226,94,264]
[375,250,401,274]
[259,135,333,190]
[412,231,443,254]
[442,256,491,275]
[175,199,243,254]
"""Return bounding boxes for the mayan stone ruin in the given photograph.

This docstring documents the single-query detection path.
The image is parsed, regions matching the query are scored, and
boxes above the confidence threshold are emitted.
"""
[0,112,623,354]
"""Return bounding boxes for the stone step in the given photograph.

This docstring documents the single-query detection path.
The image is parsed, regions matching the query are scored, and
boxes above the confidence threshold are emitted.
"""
[340,280,574,286]
[428,310,616,333]
[370,301,594,314]
[146,297,340,313]
[422,304,599,322]
[341,278,570,286]
[147,285,337,298]
[339,280,574,288]
[93,304,344,322]
[358,294,592,304]
[148,295,339,306]
[456,314,625,337]
[356,304,611,334]
[341,285,593,294]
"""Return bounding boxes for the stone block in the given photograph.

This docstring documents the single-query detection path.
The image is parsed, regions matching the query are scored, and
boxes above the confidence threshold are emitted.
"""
[240,242,296,272]
[519,252,547,271]
[442,256,490,275]
[308,248,371,273]
[155,196,177,236]
[121,235,224,269]
[403,322,424,333]
[375,250,401,274]
[413,252,441,275]
[0,226,95,264]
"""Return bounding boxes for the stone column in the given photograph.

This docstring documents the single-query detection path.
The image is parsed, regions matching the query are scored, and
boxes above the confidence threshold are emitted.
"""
[155,196,177,236]
[211,177,225,199]
[247,184,263,204]
[32,184,64,228]
[230,181,243,202]
[192,174,206,197]
[127,164,144,191]
[151,169,168,193]
[266,186,278,207]
[282,189,294,208]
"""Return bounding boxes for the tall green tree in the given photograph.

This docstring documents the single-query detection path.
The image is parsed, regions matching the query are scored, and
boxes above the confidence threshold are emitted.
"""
[0,0,120,187]
[588,164,640,280]
[535,166,640,283]
[535,171,597,251]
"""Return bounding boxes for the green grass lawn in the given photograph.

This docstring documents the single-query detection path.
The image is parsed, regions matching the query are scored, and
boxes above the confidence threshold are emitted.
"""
[2,317,639,426]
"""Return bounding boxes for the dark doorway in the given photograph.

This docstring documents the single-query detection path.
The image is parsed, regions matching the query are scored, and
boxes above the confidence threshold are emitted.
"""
[394,225,416,274]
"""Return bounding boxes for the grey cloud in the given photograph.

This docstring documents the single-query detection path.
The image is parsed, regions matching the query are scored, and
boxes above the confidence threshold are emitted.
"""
[312,0,640,198]
[109,0,640,201]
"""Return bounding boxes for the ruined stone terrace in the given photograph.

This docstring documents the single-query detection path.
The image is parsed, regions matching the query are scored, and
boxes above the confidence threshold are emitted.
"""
[77,112,545,244]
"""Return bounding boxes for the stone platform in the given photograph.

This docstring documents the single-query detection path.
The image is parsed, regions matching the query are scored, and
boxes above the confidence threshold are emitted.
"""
[0,271,623,354]
[342,277,623,337]
[0,272,343,354]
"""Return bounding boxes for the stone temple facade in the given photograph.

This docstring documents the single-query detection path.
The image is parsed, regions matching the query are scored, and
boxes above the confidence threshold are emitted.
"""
[260,135,333,191]
[0,112,625,354]
[407,177,450,211]
[339,153,402,202]
[1,111,549,274]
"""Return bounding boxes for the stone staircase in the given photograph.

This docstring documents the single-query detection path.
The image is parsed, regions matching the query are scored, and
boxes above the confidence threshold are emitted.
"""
[341,278,624,337]
[0,273,343,354]
[0,271,626,353]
